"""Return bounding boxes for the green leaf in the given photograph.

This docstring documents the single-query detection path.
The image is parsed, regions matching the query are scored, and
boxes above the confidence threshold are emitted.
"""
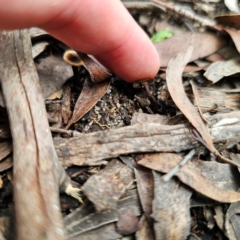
[150,30,173,43]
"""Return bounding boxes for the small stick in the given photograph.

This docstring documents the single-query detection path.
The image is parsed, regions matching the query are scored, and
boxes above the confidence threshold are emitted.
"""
[50,127,83,137]
[163,149,196,181]
[123,1,158,10]
[151,0,223,32]
[190,233,202,240]
[142,82,158,113]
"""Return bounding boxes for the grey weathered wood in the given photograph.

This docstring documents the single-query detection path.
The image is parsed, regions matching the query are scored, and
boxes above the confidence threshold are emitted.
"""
[54,111,240,167]
[0,30,64,240]
[152,172,191,240]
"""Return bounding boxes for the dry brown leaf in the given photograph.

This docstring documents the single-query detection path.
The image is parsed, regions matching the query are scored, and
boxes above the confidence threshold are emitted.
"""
[65,77,111,129]
[0,124,11,139]
[190,80,208,124]
[0,155,13,172]
[218,46,240,60]
[71,223,122,240]
[116,209,140,235]
[32,41,49,58]
[154,32,226,67]
[61,85,72,125]
[78,53,112,83]
[193,87,240,111]
[152,171,191,240]
[224,28,240,53]
[214,206,225,231]
[36,55,73,100]
[204,57,240,83]
[64,189,140,239]
[66,208,120,238]
[205,52,225,62]
[166,45,238,167]
[183,64,208,72]
[225,201,240,240]
[166,45,213,149]
[138,153,240,203]
[215,15,240,30]
[134,167,153,217]
[0,88,5,108]
[63,50,112,83]
[0,141,12,161]
[82,160,134,211]
[214,15,240,53]
[135,215,154,240]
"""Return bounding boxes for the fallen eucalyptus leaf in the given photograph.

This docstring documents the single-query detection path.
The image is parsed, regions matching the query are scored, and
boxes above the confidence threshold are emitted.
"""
[166,45,214,150]
[138,153,240,203]
[154,32,226,67]
[65,77,111,129]
[70,223,122,240]
[66,208,119,238]
[82,159,134,211]
[190,80,208,124]
[224,28,240,53]
[215,14,240,29]
[225,200,240,240]
[78,52,112,83]
[135,215,154,240]
[0,155,13,172]
[166,45,236,166]
[152,171,191,240]
[134,167,154,217]
[36,55,73,100]
[204,57,240,83]
[64,189,140,239]
[32,41,49,58]
[192,87,240,111]
[0,142,12,161]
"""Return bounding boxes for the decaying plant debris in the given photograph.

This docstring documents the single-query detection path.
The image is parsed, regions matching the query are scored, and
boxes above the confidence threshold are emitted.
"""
[2,0,240,239]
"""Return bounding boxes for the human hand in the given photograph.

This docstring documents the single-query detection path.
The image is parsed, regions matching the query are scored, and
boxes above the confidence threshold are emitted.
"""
[0,0,160,82]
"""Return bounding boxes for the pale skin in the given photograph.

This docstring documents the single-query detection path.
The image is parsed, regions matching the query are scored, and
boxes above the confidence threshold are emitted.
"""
[0,0,160,82]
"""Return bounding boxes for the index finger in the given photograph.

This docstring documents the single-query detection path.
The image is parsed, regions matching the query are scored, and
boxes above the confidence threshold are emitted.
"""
[0,0,160,82]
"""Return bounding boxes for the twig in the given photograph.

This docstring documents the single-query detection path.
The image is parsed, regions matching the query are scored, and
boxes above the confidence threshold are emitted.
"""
[150,0,223,32]
[50,127,83,137]
[123,1,158,10]
[190,233,202,240]
[162,149,196,181]
[142,82,158,113]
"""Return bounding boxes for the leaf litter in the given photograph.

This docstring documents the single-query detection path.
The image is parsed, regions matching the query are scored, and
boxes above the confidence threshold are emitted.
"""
[2,1,240,240]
